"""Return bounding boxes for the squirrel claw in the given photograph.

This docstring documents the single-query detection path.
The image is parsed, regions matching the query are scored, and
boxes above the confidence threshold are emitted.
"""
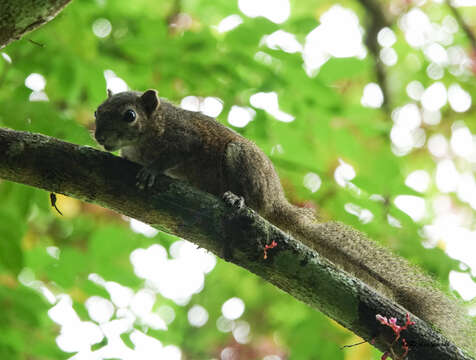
[222,191,245,209]
[136,167,158,189]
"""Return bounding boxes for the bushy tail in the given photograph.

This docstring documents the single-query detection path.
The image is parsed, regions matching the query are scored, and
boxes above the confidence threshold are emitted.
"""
[267,201,476,353]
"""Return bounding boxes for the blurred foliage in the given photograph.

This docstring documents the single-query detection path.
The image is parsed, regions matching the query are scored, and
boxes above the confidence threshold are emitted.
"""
[0,0,475,359]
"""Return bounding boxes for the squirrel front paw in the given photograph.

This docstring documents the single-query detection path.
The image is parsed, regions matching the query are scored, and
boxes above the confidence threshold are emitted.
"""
[136,167,160,189]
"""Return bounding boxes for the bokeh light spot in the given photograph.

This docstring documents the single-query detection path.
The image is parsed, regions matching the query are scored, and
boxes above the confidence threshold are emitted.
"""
[92,18,112,38]
[222,297,245,320]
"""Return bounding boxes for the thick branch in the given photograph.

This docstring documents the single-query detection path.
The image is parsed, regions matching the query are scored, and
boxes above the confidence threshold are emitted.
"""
[0,0,72,49]
[0,128,472,360]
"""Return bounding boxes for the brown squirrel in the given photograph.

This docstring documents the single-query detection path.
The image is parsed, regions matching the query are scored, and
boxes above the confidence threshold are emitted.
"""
[94,89,474,352]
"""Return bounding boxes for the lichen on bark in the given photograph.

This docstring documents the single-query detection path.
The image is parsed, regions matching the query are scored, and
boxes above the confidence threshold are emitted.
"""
[0,0,72,49]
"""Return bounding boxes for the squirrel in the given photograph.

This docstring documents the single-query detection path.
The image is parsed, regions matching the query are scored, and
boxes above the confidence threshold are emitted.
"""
[94,89,475,353]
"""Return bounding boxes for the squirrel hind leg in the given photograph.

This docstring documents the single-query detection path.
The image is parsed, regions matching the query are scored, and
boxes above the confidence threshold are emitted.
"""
[222,141,284,214]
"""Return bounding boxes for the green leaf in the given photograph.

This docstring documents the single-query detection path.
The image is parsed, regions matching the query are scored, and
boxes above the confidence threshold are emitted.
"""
[0,210,25,274]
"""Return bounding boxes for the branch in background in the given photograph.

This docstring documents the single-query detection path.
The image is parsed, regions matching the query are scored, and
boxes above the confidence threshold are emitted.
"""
[167,0,182,27]
[0,127,472,360]
[171,0,182,16]
[446,0,476,51]
[357,0,393,113]
[166,0,193,35]
[0,0,73,49]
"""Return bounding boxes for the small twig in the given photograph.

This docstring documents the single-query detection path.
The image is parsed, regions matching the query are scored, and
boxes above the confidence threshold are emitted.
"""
[341,340,368,349]
[446,0,476,50]
[49,193,63,215]
[27,38,45,48]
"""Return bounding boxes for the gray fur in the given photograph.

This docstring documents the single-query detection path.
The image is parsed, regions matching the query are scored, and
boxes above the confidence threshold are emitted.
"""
[94,90,475,353]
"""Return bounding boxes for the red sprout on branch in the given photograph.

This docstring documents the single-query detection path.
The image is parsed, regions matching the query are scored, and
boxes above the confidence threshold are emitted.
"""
[263,240,278,259]
[376,313,415,360]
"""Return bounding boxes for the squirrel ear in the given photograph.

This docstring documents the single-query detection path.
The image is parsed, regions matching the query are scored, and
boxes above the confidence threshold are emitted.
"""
[107,89,113,98]
[140,89,160,115]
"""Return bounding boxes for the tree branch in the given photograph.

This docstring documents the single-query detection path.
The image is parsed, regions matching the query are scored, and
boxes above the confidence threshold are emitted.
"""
[357,0,393,112]
[0,0,73,49]
[446,0,476,51]
[0,127,473,360]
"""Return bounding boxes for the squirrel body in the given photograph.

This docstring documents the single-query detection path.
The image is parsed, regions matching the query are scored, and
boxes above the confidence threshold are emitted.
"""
[95,90,288,215]
[95,89,474,352]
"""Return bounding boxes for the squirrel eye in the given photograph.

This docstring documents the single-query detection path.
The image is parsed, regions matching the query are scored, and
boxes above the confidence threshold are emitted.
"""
[123,109,136,123]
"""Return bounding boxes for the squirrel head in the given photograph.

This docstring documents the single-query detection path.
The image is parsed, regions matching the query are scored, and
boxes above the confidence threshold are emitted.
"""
[94,89,160,151]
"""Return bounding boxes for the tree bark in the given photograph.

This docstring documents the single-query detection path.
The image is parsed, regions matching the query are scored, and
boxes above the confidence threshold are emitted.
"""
[0,0,72,49]
[0,127,473,360]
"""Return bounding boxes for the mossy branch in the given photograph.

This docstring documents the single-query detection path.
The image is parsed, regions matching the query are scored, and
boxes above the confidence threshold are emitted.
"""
[0,127,473,360]
[0,0,72,49]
